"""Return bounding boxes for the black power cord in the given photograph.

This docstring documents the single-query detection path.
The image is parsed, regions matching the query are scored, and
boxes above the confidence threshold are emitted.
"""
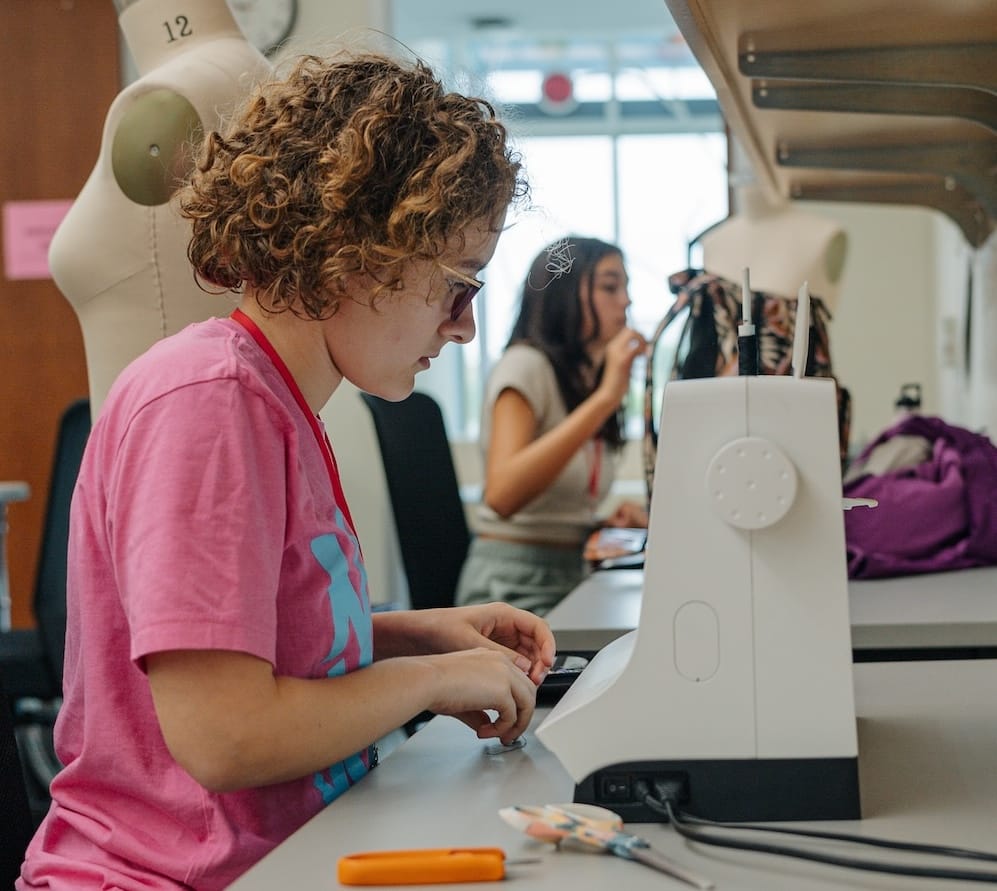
[635,780,997,884]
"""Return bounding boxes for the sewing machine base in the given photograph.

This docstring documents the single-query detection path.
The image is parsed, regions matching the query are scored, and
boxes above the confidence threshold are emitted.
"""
[575,756,861,823]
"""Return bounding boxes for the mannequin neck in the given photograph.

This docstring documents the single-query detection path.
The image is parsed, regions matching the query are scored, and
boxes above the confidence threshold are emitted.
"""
[118,0,245,77]
[734,184,786,220]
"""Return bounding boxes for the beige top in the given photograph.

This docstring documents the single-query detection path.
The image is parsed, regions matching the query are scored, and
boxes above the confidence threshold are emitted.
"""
[472,344,617,546]
[48,0,272,417]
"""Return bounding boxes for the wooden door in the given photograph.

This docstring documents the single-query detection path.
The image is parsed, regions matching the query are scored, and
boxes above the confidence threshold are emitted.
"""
[0,0,119,628]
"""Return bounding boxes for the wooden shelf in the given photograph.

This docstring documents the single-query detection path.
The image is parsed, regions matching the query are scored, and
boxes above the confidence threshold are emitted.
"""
[664,0,997,245]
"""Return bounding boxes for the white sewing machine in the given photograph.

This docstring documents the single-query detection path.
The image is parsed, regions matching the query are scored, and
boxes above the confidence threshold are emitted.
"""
[536,291,860,823]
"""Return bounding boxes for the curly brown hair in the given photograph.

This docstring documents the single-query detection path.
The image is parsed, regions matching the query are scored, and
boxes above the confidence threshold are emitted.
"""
[180,52,528,319]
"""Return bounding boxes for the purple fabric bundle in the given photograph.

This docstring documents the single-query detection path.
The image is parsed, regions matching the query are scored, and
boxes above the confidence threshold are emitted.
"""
[843,415,997,579]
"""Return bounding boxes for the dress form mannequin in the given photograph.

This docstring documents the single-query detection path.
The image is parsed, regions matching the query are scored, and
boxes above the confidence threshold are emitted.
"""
[48,0,272,417]
[700,184,849,313]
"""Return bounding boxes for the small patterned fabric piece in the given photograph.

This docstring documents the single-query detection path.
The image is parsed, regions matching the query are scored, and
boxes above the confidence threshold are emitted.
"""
[643,268,851,502]
[666,267,835,380]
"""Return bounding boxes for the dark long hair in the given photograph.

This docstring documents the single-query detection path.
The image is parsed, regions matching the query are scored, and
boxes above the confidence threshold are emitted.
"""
[506,236,625,448]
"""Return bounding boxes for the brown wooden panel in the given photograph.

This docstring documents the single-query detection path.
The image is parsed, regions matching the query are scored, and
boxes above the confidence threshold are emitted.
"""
[0,1,119,628]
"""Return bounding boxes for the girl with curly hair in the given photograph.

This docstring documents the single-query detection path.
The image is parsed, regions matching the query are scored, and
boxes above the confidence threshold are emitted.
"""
[456,236,648,617]
[19,51,552,891]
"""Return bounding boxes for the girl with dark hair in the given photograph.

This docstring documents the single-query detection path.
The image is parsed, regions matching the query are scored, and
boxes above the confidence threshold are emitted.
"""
[456,236,648,616]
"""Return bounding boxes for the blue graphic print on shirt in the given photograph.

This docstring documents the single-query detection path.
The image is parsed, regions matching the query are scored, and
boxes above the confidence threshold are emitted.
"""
[309,508,374,804]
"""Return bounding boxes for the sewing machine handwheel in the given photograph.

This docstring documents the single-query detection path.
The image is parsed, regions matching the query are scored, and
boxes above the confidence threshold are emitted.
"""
[705,437,797,530]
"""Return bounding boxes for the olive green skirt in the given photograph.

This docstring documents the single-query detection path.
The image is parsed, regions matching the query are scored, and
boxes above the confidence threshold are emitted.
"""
[455,536,586,617]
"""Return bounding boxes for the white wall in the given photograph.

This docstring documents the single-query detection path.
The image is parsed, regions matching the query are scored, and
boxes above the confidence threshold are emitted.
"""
[933,213,976,429]
[812,201,940,452]
[966,231,997,438]
[821,204,995,448]
[280,0,390,54]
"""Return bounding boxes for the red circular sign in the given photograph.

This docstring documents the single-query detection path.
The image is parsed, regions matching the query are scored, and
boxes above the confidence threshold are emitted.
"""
[542,72,573,104]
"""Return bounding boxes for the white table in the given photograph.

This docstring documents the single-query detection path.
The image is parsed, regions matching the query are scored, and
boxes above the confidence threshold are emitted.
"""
[546,566,997,656]
[230,658,997,890]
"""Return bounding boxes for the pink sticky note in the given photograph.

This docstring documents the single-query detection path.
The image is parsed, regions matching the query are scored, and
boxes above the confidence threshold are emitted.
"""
[2,199,74,281]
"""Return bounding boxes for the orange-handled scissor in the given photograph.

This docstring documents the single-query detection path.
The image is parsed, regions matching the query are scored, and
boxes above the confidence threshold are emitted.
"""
[337,847,507,885]
[499,803,714,889]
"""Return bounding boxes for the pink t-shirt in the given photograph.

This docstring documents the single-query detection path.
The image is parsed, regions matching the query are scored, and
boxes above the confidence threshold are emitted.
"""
[19,317,373,890]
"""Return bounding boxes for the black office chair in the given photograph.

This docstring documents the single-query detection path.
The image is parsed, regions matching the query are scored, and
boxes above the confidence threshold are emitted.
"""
[0,398,90,703]
[0,398,90,819]
[360,391,471,611]
[1,667,34,888]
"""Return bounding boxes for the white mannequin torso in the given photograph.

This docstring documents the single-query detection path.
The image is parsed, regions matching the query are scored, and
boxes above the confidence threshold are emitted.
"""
[49,0,272,416]
[700,185,848,312]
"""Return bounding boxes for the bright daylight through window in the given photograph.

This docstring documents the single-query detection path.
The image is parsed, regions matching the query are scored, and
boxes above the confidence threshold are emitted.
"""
[393,1,729,440]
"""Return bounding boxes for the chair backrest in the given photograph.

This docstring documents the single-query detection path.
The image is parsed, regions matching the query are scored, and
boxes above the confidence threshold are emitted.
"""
[0,667,33,887]
[35,398,91,688]
[360,392,470,610]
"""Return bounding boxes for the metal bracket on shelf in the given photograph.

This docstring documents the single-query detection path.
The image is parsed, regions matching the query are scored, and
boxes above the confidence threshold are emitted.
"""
[752,81,997,134]
[776,140,997,218]
[738,42,997,93]
[790,178,994,248]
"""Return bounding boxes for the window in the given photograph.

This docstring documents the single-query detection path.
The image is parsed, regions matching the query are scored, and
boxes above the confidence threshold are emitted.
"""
[395,12,729,440]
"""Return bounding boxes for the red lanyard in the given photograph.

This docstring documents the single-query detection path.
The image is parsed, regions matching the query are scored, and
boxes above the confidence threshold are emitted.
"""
[588,438,603,501]
[230,308,358,538]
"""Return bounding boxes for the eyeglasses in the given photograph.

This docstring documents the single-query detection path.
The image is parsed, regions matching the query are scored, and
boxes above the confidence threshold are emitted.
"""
[437,262,483,321]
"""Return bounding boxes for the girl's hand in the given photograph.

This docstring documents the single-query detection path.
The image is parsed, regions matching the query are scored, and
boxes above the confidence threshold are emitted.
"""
[378,603,556,686]
[456,602,557,685]
[599,327,647,406]
[416,646,541,744]
[606,499,649,528]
